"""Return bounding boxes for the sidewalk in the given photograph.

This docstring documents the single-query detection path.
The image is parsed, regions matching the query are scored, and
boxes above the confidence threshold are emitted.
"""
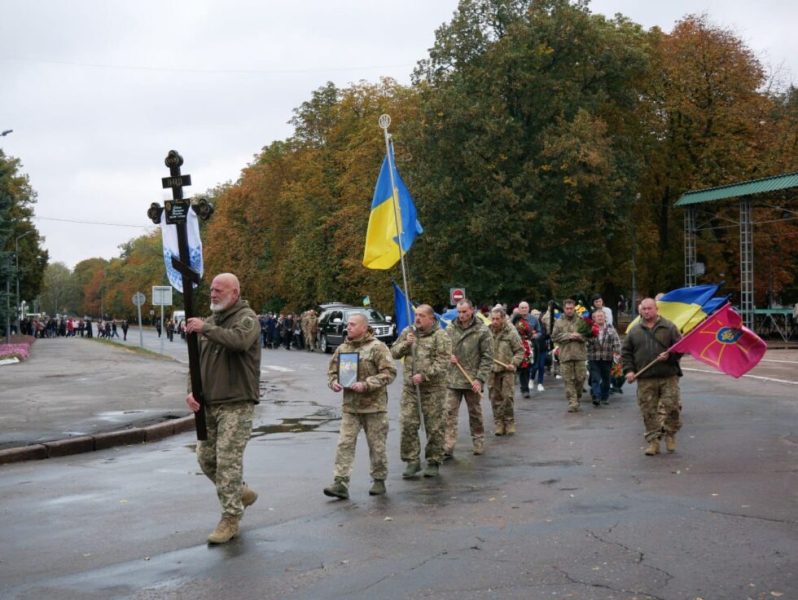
[0,337,192,464]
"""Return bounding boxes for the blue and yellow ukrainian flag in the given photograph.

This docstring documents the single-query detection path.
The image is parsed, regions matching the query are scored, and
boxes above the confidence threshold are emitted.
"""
[363,146,423,270]
[628,283,720,333]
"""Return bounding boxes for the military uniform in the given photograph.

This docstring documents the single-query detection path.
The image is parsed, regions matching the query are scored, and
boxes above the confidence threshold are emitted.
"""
[551,313,588,412]
[444,316,493,455]
[193,298,261,521]
[622,316,683,448]
[305,312,318,351]
[327,331,396,488]
[488,320,524,434]
[391,323,452,469]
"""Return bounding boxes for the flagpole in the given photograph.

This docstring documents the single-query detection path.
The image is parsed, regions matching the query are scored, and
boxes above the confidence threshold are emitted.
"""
[379,114,424,434]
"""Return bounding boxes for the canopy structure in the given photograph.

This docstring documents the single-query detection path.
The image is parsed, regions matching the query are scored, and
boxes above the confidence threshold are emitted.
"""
[675,171,798,328]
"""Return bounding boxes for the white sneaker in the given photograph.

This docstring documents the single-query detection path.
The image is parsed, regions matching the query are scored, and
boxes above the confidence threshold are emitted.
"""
[555,374,562,380]
[537,383,545,392]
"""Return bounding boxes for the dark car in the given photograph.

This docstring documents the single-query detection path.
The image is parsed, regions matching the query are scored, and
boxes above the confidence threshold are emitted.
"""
[317,304,396,353]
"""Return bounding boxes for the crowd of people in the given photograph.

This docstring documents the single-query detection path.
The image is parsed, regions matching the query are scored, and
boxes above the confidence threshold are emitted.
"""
[166,270,683,545]
[256,310,319,351]
[17,315,131,340]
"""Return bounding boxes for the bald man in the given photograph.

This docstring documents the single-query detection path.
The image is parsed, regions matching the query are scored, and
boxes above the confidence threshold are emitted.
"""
[185,273,262,544]
[324,312,396,499]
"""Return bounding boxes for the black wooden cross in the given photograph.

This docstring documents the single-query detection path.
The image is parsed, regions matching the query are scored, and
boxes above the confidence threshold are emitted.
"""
[147,150,214,440]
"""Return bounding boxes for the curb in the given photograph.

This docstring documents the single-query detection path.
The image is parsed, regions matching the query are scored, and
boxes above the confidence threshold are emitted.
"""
[0,415,196,466]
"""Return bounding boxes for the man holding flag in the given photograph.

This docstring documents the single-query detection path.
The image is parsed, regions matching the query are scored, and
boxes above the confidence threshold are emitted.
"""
[622,297,683,456]
[390,304,452,479]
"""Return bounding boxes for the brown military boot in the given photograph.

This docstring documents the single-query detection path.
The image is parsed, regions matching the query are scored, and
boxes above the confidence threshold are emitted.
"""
[473,439,485,455]
[494,421,505,436]
[241,483,258,508]
[665,434,676,453]
[207,515,240,544]
[644,439,661,456]
[505,421,516,435]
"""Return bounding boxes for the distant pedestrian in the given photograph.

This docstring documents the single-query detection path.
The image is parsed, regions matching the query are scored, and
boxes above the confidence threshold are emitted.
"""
[551,299,588,413]
[121,320,129,341]
[488,306,524,436]
[587,309,621,406]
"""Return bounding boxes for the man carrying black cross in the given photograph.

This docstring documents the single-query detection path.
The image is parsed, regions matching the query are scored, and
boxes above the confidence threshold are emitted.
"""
[185,272,261,544]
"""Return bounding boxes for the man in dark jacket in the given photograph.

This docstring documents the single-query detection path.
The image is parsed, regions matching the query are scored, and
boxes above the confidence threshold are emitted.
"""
[185,273,261,544]
[622,297,683,456]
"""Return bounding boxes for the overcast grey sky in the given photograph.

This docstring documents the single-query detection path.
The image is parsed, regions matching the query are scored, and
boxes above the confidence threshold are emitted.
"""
[2,1,796,269]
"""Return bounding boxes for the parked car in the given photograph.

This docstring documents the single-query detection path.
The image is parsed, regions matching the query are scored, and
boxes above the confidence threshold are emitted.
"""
[317,304,396,353]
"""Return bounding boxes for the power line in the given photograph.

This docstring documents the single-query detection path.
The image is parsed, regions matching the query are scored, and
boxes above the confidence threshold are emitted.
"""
[34,215,153,228]
[2,56,413,76]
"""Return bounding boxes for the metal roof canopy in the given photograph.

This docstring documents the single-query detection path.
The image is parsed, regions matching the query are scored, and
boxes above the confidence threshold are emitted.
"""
[675,170,798,329]
[675,171,798,206]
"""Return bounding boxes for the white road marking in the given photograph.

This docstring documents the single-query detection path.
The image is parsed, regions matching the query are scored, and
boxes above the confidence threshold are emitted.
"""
[683,367,798,385]
[261,365,295,373]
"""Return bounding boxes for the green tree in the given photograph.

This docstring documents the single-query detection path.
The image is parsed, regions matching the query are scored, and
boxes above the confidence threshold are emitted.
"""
[0,151,48,330]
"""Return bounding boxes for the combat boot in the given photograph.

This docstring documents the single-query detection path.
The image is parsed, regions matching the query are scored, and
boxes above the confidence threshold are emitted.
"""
[241,483,258,508]
[369,479,386,496]
[665,434,676,453]
[473,439,485,455]
[423,463,439,478]
[644,439,661,456]
[505,422,516,435]
[402,461,422,479]
[494,421,505,436]
[207,515,240,544]
[323,477,349,500]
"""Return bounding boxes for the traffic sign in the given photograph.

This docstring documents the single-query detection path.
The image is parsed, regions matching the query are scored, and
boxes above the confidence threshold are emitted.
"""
[152,285,173,306]
[450,287,466,305]
[132,292,146,307]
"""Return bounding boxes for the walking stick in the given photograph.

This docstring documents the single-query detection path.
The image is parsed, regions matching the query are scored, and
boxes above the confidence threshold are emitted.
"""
[455,361,476,385]
[493,358,512,369]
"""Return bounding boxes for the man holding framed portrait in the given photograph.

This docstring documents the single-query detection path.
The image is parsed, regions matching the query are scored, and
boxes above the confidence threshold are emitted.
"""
[324,313,397,499]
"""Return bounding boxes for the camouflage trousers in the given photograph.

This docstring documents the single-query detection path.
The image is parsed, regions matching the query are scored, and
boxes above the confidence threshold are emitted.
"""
[333,411,389,481]
[560,360,586,409]
[196,401,255,519]
[303,328,317,350]
[488,371,515,426]
[636,376,682,442]
[444,388,485,453]
[400,384,446,465]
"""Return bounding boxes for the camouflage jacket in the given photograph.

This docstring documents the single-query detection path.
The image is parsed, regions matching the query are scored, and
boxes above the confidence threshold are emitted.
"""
[328,331,396,413]
[551,314,588,362]
[622,316,682,379]
[194,299,262,405]
[391,322,452,387]
[490,320,525,373]
[446,316,494,389]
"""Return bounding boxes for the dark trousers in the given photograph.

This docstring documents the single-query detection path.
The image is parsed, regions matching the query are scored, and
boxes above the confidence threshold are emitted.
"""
[588,359,612,401]
[518,366,531,394]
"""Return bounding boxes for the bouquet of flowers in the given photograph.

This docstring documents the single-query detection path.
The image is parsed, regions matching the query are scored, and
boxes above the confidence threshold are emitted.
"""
[574,305,599,339]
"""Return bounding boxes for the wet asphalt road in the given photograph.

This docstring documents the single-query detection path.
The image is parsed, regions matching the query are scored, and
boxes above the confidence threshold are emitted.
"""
[0,337,796,599]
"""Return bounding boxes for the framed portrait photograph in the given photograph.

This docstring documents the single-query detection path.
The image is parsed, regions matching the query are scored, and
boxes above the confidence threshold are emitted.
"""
[338,352,360,388]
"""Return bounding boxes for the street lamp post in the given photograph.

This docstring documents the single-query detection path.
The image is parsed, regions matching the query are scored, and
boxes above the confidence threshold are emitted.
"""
[15,230,34,321]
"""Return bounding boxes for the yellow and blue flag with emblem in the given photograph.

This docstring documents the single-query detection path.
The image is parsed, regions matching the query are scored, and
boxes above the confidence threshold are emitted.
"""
[628,283,720,333]
[363,146,423,270]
